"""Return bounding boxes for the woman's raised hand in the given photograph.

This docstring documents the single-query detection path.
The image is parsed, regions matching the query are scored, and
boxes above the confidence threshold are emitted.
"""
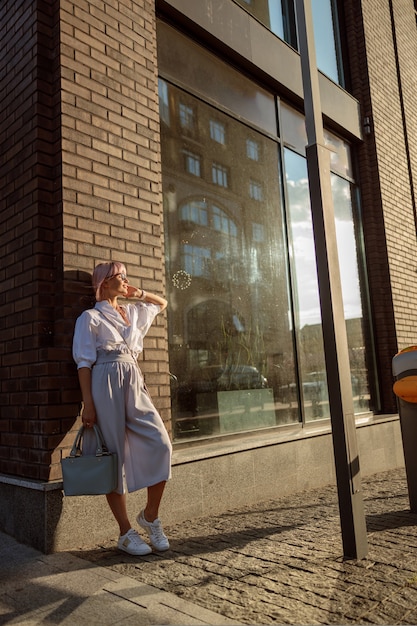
[125,285,141,298]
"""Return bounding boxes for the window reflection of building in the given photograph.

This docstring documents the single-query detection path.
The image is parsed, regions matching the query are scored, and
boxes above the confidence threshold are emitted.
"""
[160,75,295,438]
[158,78,169,124]
[179,102,194,130]
[283,145,374,419]
[182,245,210,278]
[180,201,207,226]
[249,180,263,201]
[158,22,374,441]
[246,139,259,161]
[183,151,201,177]
[210,120,226,144]
[212,163,228,188]
[213,206,237,237]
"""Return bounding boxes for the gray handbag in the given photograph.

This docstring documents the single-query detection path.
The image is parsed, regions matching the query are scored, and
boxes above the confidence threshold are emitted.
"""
[61,424,118,496]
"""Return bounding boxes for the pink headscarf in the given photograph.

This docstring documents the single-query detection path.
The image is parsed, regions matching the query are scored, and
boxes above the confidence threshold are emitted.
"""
[92,261,126,301]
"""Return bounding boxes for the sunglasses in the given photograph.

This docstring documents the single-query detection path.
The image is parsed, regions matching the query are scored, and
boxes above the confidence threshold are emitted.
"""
[106,272,127,281]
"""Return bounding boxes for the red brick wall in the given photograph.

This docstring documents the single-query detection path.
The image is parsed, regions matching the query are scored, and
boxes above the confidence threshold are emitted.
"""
[0,0,170,483]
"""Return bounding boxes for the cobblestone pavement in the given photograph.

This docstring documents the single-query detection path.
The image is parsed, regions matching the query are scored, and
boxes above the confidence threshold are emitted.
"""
[72,468,417,625]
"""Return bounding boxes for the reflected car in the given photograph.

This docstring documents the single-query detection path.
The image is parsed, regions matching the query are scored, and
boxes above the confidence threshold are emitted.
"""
[196,364,268,391]
[177,364,268,396]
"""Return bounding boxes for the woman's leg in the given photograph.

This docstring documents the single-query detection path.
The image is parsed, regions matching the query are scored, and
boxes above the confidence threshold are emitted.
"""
[106,492,131,536]
[107,481,167,531]
[143,480,166,522]
[137,480,170,551]
[108,491,153,555]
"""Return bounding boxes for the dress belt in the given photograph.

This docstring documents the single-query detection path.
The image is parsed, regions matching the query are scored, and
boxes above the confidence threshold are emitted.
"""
[95,350,137,365]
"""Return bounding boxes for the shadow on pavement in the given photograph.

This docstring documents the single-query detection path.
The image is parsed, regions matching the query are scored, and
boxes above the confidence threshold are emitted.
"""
[70,520,301,566]
[366,509,417,532]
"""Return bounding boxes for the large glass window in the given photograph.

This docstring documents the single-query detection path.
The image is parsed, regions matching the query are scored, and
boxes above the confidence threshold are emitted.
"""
[283,149,330,420]
[158,23,375,442]
[160,79,298,439]
[283,132,373,418]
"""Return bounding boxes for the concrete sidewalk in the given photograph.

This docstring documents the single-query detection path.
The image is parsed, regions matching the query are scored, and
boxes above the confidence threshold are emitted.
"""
[0,530,238,625]
[2,467,417,625]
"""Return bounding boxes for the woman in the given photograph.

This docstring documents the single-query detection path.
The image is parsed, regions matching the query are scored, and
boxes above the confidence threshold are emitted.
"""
[72,261,172,556]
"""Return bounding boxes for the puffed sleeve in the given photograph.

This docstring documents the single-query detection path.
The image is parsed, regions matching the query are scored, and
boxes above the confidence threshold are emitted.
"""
[72,310,99,369]
[132,302,160,336]
[120,302,162,353]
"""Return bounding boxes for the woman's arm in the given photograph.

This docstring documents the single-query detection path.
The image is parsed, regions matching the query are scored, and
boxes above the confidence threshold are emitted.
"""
[78,367,97,428]
[126,286,167,312]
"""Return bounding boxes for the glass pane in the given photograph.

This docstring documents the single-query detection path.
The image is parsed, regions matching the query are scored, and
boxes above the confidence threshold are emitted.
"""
[281,103,353,179]
[157,21,277,136]
[284,149,330,420]
[331,174,372,413]
[324,130,353,179]
[281,104,307,155]
[311,0,343,84]
[232,0,343,85]
[233,0,297,48]
[160,82,299,440]
[284,148,372,419]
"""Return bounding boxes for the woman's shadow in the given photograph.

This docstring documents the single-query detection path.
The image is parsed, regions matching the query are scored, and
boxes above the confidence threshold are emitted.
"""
[47,270,95,553]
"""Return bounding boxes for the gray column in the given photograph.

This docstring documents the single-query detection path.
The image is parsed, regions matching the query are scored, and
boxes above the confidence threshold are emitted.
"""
[294,0,368,559]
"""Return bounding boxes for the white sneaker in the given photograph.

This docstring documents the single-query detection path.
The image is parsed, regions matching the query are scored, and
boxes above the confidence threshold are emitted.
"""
[137,510,170,551]
[117,528,152,556]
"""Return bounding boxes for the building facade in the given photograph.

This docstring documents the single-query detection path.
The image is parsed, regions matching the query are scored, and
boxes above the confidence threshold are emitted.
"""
[1,0,416,551]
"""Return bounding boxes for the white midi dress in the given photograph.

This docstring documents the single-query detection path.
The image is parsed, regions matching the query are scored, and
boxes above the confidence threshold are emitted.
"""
[72,300,172,494]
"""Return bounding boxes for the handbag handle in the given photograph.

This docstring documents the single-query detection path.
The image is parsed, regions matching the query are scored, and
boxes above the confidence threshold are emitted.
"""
[69,425,111,458]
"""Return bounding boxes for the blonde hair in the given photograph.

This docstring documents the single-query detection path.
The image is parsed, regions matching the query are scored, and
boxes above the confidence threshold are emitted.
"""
[92,261,126,301]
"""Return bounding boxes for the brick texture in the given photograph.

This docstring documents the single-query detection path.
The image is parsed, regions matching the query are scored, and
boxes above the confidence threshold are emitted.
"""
[59,0,170,441]
[0,0,170,483]
[343,0,417,413]
[0,0,66,481]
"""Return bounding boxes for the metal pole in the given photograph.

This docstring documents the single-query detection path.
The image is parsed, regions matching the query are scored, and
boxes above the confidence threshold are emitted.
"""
[294,0,368,559]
